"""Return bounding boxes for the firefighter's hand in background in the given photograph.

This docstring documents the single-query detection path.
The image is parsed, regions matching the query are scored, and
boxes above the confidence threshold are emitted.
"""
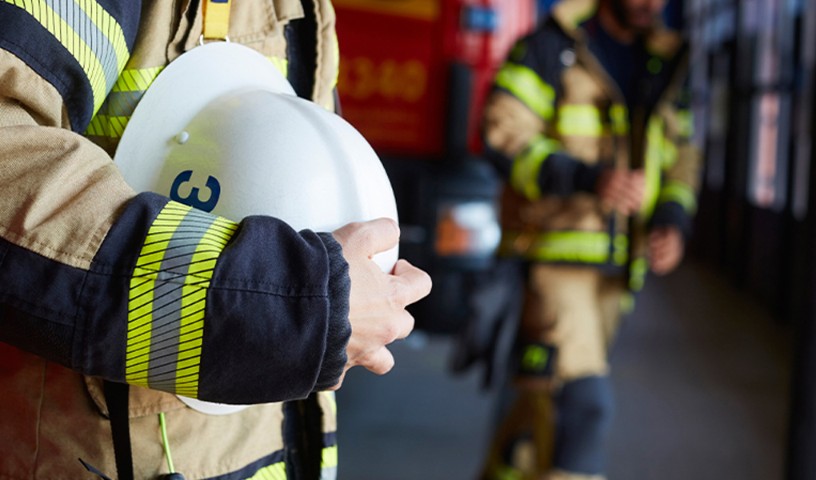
[330,218,432,388]
[648,226,684,275]
[596,168,645,216]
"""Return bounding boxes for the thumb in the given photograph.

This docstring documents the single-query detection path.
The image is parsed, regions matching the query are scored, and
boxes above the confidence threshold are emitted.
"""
[333,218,400,257]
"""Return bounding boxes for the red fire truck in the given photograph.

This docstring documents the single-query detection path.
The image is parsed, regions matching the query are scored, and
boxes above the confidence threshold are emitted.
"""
[333,0,538,331]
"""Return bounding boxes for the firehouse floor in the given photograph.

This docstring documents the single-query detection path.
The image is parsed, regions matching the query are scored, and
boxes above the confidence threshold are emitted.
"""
[335,258,793,480]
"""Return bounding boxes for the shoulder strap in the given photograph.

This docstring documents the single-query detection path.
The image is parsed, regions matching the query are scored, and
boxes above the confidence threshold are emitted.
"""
[285,0,318,100]
[104,380,135,480]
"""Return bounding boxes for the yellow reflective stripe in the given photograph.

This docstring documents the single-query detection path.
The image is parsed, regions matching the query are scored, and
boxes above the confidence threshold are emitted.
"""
[127,202,238,395]
[619,292,636,315]
[557,104,604,137]
[511,135,560,200]
[86,66,164,139]
[246,461,287,480]
[662,139,678,169]
[495,62,556,120]
[677,109,694,138]
[610,103,629,135]
[6,0,130,114]
[629,257,648,292]
[322,445,339,469]
[113,66,164,92]
[486,465,524,480]
[203,0,231,40]
[659,180,698,214]
[86,114,128,137]
[127,203,188,385]
[502,231,629,265]
[612,233,628,266]
[521,344,550,371]
[642,117,665,217]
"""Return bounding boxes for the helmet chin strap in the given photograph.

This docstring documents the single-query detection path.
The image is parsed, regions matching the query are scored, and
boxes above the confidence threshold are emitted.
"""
[202,0,232,42]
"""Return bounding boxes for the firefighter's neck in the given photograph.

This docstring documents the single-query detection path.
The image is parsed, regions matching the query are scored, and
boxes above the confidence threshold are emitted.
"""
[597,2,637,44]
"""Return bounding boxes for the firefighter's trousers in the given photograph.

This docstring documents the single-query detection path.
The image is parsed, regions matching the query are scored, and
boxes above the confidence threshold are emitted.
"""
[482,264,626,480]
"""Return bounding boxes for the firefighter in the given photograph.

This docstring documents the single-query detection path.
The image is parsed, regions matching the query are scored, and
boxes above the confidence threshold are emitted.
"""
[478,0,700,478]
[0,0,431,478]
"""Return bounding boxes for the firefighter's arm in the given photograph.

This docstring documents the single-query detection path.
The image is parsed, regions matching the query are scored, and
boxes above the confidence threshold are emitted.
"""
[482,42,604,201]
[647,87,701,274]
[0,6,354,404]
[649,93,702,240]
[483,94,605,202]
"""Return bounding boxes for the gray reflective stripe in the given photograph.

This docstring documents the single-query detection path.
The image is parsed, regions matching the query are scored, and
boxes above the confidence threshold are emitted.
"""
[321,443,338,479]
[44,0,120,94]
[102,90,143,116]
[130,208,213,390]
[86,66,164,138]
[321,466,337,480]
[146,215,211,389]
[127,202,238,397]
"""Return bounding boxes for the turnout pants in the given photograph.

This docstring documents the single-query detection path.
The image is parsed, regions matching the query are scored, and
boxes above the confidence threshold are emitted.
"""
[481,264,626,480]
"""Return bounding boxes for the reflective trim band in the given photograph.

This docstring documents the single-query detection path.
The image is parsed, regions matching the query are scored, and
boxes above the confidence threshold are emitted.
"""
[511,135,561,200]
[495,62,556,120]
[518,342,556,376]
[246,461,287,480]
[203,0,231,40]
[659,180,698,214]
[557,104,604,137]
[662,138,679,169]
[85,66,164,138]
[610,103,629,135]
[501,230,628,265]
[5,0,129,114]
[629,257,648,292]
[85,113,127,137]
[321,445,339,480]
[643,117,666,217]
[486,465,524,480]
[677,109,694,138]
[619,292,636,315]
[127,202,238,397]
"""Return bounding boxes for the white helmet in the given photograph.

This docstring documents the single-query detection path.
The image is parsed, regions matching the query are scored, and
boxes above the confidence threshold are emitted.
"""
[114,42,398,414]
[115,42,398,271]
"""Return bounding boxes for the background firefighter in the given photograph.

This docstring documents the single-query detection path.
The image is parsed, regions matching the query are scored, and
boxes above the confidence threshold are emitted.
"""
[477,0,701,478]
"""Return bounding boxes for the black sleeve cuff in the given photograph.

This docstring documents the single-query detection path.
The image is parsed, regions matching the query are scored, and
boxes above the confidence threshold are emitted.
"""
[538,153,604,196]
[649,201,693,239]
[313,232,351,391]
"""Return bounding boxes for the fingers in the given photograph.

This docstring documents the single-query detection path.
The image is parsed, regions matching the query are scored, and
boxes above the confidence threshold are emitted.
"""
[393,259,433,306]
[362,347,396,376]
[333,218,399,257]
[648,228,684,275]
[598,170,644,216]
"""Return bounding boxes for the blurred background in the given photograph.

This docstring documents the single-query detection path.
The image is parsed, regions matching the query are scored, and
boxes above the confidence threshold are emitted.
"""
[329,0,816,478]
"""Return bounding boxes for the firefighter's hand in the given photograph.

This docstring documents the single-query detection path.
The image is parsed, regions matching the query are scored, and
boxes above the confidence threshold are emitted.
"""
[596,169,645,216]
[648,226,684,275]
[330,218,432,388]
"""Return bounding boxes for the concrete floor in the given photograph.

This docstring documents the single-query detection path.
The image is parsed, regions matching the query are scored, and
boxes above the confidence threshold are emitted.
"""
[335,260,793,480]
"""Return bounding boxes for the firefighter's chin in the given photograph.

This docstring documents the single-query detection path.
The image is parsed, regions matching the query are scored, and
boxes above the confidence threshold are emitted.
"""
[625,7,661,32]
